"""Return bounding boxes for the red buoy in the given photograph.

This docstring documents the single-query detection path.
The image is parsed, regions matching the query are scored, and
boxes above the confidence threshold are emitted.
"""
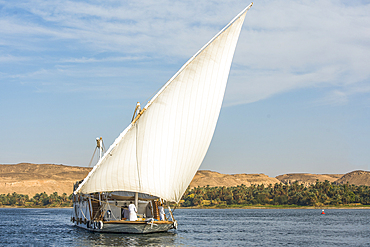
[321,210,325,215]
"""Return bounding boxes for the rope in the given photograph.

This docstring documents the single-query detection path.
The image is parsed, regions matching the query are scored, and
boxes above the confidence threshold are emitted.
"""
[79,204,88,220]
[172,204,178,214]
[105,198,120,221]
[88,147,98,167]
[102,140,106,154]
[146,218,158,229]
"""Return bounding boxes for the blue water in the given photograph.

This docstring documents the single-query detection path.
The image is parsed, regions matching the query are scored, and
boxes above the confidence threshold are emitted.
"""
[0,208,369,246]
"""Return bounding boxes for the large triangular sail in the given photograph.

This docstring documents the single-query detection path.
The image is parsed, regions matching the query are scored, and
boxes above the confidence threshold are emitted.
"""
[75,3,253,203]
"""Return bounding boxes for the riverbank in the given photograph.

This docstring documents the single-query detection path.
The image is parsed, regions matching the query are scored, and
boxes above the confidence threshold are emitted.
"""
[3,204,370,209]
[176,204,370,209]
[0,205,72,209]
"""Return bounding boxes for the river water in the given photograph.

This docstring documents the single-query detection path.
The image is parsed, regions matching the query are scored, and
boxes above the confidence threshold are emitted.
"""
[0,208,369,246]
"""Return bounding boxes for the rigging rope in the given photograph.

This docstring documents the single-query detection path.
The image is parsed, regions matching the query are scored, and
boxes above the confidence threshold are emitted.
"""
[79,204,88,220]
[88,147,98,167]
[88,139,106,168]
[105,198,120,221]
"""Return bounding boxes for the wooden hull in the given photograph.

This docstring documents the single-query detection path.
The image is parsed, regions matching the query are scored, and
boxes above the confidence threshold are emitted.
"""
[75,220,176,234]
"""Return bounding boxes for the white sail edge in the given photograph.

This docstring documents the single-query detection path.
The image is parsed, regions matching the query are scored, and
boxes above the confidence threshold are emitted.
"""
[74,3,253,195]
[142,3,253,111]
[74,123,135,194]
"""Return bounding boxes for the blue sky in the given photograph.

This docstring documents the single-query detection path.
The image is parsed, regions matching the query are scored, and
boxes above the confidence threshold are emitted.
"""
[0,0,369,177]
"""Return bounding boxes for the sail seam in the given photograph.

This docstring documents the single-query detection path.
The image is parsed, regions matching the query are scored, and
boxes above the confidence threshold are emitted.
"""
[135,123,142,191]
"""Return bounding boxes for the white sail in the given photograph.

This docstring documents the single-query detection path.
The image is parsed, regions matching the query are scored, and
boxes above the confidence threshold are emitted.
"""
[75,4,253,203]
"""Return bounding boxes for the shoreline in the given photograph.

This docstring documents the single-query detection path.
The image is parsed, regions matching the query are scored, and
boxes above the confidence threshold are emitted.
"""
[0,206,73,209]
[2,205,370,210]
[175,205,370,210]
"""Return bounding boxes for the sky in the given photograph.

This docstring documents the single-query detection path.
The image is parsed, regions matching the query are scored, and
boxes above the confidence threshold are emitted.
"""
[0,0,369,177]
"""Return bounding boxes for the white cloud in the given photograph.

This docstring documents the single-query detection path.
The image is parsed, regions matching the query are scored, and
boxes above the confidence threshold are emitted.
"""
[0,0,248,54]
[9,68,49,79]
[0,55,30,62]
[0,0,369,106]
[315,81,370,106]
[223,0,370,106]
[317,90,349,106]
[60,56,146,63]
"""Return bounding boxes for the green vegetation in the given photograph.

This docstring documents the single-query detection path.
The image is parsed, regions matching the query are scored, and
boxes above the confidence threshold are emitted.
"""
[0,192,72,207]
[1,181,370,208]
[179,181,370,208]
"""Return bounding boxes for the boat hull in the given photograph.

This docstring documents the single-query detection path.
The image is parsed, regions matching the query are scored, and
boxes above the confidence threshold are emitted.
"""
[75,220,175,234]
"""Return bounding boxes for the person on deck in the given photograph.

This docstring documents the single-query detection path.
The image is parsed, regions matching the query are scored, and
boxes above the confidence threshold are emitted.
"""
[122,204,129,220]
[128,202,137,221]
[158,203,165,221]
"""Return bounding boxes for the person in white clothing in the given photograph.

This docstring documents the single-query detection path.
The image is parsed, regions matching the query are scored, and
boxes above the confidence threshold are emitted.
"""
[128,202,137,221]
[158,203,165,221]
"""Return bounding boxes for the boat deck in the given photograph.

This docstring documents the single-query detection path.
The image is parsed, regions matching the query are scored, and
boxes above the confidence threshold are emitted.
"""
[104,220,173,224]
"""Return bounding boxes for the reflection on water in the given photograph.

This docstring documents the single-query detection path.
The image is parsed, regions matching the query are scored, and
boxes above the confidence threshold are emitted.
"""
[78,230,177,246]
[0,208,369,246]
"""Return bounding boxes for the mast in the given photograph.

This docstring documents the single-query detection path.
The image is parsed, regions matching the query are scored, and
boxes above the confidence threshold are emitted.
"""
[96,137,103,160]
[135,192,139,210]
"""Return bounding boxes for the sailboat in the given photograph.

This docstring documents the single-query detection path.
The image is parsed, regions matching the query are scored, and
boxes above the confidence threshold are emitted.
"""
[71,3,253,233]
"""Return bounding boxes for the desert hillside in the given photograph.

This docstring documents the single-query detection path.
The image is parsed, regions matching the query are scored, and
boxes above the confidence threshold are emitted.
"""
[0,164,280,196]
[1,163,369,196]
[335,170,370,186]
[0,163,91,196]
[276,173,343,186]
[189,170,280,188]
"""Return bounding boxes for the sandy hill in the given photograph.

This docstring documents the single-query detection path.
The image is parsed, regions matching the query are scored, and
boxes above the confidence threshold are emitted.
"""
[1,163,369,196]
[189,170,280,188]
[0,164,280,196]
[335,170,370,186]
[275,173,343,186]
[0,163,91,196]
